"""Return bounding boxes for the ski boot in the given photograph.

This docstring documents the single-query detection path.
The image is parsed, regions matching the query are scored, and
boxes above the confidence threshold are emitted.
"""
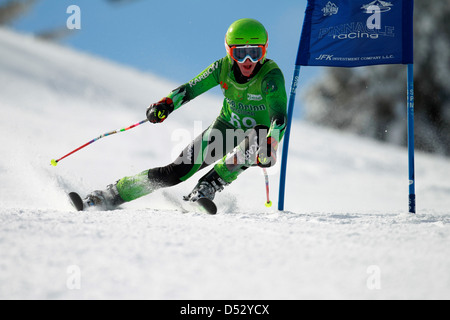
[69,183,125,211]
[183,168,228,214]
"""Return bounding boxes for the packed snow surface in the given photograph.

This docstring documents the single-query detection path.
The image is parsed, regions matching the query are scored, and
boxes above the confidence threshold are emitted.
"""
[1,28,449,299]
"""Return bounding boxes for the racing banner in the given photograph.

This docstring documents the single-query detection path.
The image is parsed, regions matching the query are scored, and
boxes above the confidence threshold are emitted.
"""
[297,0,414,67]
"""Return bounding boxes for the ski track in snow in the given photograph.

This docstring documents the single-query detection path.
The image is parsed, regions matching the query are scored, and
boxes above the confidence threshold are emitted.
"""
[0,28,449,299]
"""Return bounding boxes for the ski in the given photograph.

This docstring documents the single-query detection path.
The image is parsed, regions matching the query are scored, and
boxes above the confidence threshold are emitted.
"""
[68,190,217,215]
[183,196,217,215]
[68,192,84,211]
[195,197,217,215]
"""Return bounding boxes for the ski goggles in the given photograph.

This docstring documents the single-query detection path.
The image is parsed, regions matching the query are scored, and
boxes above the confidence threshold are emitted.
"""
[226,44,267,63]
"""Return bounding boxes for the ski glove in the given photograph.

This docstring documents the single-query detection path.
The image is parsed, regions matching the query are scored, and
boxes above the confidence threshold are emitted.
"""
[257,136,278,168]
[146,97,175,123]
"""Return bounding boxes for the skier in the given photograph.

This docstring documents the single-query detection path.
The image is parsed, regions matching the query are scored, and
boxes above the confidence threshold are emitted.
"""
[73,18,287,213]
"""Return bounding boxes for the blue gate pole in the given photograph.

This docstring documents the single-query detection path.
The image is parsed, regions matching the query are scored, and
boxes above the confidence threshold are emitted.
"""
[407,64,415,213]
[278,65,301,211]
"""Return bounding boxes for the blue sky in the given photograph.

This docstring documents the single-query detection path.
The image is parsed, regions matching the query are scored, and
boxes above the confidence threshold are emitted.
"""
[7,0,321,114]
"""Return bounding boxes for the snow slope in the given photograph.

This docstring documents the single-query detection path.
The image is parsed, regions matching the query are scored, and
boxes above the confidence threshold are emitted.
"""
[0,28,449,300]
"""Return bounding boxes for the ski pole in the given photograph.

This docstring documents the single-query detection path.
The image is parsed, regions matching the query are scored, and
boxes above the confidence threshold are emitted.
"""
[262,168,272,207]
[50,119,148,166]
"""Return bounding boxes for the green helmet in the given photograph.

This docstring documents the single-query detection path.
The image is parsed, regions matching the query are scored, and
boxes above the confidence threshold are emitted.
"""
[225,18,268,63]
